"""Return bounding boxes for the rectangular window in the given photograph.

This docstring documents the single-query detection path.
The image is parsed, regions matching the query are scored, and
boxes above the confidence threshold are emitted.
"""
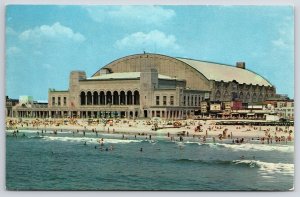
[191,96,194,106]
[156,96,160,106]
[163,96,167,106]
[170,96,174,106]
[52,97,55,105]
[199,97,202,106]
[58,97,61,106]
[64,97,67,106]
[183,96,186,106]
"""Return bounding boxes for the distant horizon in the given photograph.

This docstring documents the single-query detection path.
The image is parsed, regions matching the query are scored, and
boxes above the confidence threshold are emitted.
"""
[6,5,294,100]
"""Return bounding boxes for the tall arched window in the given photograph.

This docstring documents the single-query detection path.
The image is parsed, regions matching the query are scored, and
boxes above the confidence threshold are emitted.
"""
[80,92,86,105]
[120,91,126,105]
[93,91,98,105]
[127,91,132,105]
[134,90,140,105]
[100,91,105,105]
[87,91,92,105]
[106,91,112,104]
[113,91,119,105]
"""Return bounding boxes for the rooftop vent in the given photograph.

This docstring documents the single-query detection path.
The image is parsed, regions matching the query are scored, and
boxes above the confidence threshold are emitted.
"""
[236,62,246,69]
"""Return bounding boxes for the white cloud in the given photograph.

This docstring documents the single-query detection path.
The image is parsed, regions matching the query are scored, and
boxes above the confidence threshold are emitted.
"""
[6,27,17,36]
[271,17,293,50]
[115,30,180,51]
[19,22,85,42]
[7,46,21,56]
[272,38,286,47]
[85,6,175,25]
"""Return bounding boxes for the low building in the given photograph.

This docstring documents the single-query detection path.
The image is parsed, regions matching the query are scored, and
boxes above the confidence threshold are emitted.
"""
[275,100,294,120]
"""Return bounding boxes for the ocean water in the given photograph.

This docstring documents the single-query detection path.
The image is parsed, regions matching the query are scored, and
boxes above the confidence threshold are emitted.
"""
[6,130,294,191]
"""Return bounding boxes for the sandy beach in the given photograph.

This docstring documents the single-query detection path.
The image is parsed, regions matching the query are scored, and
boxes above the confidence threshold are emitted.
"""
[5,117,294,143]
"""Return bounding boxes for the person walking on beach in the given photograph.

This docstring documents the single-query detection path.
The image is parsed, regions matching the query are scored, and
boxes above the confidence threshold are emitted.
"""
[179,136,183,142]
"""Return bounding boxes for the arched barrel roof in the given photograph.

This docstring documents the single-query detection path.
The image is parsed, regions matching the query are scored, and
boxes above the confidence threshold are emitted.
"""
[175,57,272,86]
[92,53,272,87]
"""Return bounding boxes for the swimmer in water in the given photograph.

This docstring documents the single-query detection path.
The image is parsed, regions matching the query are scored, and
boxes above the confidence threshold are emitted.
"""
[84,141,87,146]
[140,148,143,152]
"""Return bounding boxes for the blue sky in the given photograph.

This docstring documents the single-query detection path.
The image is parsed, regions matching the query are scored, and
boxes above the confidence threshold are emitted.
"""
[6,5,294,101]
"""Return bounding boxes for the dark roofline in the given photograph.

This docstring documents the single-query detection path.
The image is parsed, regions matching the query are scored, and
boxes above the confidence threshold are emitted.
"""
[176,56,234,67]
[49,90,69,93]
[80,78,140,82]
[82,77,185,82]
[92,53,174,77]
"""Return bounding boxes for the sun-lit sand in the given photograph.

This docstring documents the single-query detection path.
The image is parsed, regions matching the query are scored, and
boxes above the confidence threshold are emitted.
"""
[5,117,294,142]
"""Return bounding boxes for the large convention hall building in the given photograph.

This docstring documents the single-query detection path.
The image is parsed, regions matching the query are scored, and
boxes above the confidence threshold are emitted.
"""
[13,53,276,119]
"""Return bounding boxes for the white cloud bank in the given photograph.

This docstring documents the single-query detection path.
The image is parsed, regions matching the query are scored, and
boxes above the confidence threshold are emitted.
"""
[115,30,180,51]
[85,6,175,25]
[271,17,293,50]
[19,22,86,42]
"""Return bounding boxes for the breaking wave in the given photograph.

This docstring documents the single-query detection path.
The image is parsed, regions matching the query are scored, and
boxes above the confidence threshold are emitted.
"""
[214,143,294,152]
[174,158,294,176]
[232,160,294,176]
[41,136,141,144]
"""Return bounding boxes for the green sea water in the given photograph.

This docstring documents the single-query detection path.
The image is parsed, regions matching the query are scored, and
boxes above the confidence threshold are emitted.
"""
[6,130,294,191]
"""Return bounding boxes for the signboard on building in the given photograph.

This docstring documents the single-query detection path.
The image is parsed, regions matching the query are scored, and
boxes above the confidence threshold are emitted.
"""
[231,101,243,110]
[210,103,221,111]
[204,93,209,99]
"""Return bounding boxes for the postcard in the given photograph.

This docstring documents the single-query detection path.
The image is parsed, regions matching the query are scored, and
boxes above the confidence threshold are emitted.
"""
[5,5,294,191]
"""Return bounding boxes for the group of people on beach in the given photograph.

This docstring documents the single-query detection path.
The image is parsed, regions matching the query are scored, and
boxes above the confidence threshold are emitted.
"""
[7,117,294,148]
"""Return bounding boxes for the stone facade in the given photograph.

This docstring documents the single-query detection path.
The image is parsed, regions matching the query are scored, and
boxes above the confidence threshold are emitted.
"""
[12,53,277,119]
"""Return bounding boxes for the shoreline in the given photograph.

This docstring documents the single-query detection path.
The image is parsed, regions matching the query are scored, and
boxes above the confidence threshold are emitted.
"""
[5,117,294,141]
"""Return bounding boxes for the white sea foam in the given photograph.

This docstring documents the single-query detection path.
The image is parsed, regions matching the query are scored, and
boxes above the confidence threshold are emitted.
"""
[215,143,294,152]
[176,142,185,146]
[42,136,141,144]
[185,141,201,145]
[232,160,294,176]
[6,129,41,133]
